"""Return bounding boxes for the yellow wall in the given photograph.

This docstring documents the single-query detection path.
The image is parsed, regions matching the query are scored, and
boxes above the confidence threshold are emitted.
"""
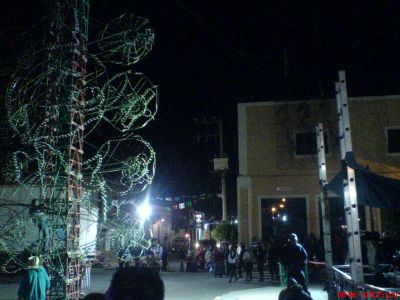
[237,96,400,244]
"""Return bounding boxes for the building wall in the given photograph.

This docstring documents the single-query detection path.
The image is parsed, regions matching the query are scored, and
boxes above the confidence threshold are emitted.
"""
[237,176,250,243]
[237,96,400,244]
[0,185,98,255]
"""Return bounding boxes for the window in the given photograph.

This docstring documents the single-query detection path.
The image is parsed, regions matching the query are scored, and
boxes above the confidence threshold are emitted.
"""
[295,131,329,156]
[386,127,400,154]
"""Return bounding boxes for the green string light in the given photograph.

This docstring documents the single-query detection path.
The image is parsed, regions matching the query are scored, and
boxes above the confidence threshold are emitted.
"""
[0,13,157,274]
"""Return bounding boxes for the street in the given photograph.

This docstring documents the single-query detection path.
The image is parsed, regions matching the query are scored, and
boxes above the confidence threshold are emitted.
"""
[0,262,328,300]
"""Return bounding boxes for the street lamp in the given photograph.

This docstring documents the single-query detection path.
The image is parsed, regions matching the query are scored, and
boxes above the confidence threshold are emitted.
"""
[138,198,152,221]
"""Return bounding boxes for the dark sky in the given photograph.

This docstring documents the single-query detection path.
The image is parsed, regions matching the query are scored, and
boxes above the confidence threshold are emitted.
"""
[97,1,400,211]
[2,1,400,216]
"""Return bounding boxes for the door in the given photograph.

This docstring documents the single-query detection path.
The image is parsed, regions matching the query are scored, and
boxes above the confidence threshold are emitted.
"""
[261,197,307,243]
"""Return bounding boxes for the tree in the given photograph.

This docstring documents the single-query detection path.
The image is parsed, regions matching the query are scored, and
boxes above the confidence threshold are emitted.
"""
[212,223,238,242]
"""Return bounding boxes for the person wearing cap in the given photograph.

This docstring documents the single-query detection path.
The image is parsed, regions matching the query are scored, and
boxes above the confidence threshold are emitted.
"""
[278,277,313,300]
[18,256,50,300]
[279,233,309,295]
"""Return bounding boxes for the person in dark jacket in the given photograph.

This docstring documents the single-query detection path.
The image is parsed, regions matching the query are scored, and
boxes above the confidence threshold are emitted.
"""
[83,293,105,300]
[243,245,254,281]
[254,244,265,282]
[29,199,50,252]
[118,248,128,269]
[237,244,245,278]
[268,237,279,280]
[18,256,50,300]
[105,266,164,300]
[227,246,238,283]
[377,232,398,264]
[213,248,225,278]
[178,248,186,272]
[160,245,168,271]
[278,277,313,300]
[280,233,309,295]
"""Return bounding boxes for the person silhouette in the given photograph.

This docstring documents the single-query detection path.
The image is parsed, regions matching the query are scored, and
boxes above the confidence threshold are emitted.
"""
[105,266,164,300]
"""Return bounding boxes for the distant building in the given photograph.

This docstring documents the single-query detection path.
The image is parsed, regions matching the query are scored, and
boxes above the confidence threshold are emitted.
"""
[237,96,400,244]
[0,185,99,256]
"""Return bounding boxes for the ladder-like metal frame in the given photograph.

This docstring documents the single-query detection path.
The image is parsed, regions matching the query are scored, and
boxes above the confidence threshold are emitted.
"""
[335,70,364,283]
[316,123,333,268]
[65,1,89,299]
[45,1,89,299]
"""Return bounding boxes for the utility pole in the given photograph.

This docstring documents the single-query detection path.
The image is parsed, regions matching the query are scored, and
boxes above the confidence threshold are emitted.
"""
[194,117,229,221]
[218,119,227,221]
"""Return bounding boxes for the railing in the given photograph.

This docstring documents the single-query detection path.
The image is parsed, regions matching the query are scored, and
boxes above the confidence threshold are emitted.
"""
[329,265,400,300]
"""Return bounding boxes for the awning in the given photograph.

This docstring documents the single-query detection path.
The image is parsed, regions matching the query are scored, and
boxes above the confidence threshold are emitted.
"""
[325,152,400,208]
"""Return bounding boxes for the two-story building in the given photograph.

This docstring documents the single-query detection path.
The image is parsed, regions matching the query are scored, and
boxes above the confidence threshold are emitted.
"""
[237,95,400,244]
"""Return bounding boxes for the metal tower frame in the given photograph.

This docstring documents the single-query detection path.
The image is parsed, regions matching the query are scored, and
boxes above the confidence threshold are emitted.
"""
[65,1,89,298]
[46,1,89,299]
[335,70,364,283]
[316,123,333,269]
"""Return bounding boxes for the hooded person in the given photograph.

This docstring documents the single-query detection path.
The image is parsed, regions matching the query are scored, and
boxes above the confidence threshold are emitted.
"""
[279,233,309,295]
[18,256,50,300]
[105,266,164,300]
[278,277,313,300]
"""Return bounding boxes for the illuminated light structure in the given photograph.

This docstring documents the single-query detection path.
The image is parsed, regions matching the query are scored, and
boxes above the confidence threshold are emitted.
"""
[36,0,89,298]
[1,2,158,299]
[138,198,152,221]
[108,201,152,257]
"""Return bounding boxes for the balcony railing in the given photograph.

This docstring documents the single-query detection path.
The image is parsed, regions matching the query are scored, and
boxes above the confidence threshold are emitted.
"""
[328,265,400,300]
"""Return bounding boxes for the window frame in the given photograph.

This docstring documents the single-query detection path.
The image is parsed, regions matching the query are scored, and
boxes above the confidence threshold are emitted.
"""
[385,126,400,156]
[293,130,330,157]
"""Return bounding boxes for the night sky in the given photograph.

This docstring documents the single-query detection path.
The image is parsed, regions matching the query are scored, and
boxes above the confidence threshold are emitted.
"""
[1,1,400,217]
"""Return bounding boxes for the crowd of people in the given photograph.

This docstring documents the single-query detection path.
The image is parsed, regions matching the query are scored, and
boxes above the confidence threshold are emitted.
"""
[176,242,269,282]
[17,232,312,300]
[17,255,164,300]
[177,232,314,300]
[16,230,400,300]
[172,232,323,285]
[170,232,324,300]
[117,243,167,273]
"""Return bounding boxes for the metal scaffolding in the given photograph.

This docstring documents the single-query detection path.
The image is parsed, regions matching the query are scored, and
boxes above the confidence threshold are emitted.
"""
[316,122,333,269]
[47,1,89,298]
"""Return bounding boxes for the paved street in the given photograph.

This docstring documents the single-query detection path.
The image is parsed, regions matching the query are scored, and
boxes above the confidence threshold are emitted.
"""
[0,261,328,300]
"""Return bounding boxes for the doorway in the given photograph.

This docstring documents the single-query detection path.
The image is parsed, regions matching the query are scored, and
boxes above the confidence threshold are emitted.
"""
[261,197,307,243]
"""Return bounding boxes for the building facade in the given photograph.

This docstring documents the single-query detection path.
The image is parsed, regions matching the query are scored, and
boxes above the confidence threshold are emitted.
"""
[237,96,400,244]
